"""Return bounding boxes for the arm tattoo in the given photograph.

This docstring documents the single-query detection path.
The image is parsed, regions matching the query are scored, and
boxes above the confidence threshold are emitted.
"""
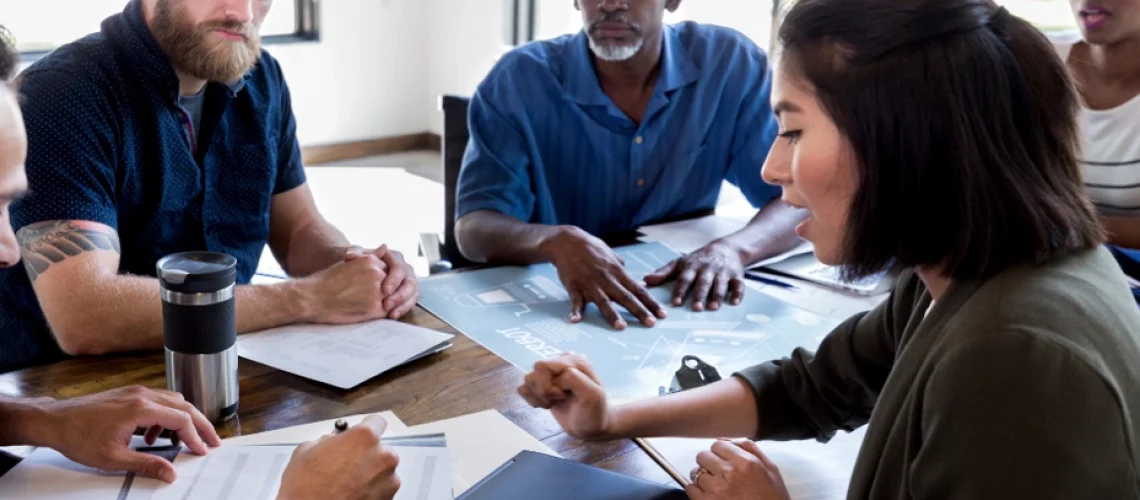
[17,221,121,282]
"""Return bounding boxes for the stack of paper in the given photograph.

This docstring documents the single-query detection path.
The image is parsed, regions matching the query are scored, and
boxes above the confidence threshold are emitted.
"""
[0,410,557,499]
[227,410,559,495]
[237,319,454,389]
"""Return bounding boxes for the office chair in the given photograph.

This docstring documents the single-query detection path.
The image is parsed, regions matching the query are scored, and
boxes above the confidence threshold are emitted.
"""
[421,95,476,274]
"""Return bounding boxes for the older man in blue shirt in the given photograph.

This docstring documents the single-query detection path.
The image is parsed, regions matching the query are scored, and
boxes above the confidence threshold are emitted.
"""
[0,0,419,372]
[456,0,805,330]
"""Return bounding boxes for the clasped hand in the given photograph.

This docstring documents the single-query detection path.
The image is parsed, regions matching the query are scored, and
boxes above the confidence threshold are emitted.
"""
[300,245,419,323]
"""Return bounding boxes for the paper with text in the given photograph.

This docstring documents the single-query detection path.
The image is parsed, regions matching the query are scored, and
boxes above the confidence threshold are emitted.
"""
[238,319,454,389]
[394,410,559,495]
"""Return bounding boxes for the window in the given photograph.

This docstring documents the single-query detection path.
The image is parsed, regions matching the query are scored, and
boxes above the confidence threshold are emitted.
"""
[998,0,1078,34]
[7,0,319,56]
[530,1,779,51]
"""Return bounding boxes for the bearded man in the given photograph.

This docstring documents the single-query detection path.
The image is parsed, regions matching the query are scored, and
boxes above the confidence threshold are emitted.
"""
[454,0,805,331]
[0,0,419,373]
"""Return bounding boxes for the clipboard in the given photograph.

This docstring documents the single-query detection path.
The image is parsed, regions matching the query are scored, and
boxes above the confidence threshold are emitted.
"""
[456,450,687,500]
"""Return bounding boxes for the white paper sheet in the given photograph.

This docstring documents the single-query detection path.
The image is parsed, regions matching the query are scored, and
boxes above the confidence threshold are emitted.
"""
[643,427,866,500]
[393,410,560,495]
[750,241,815,269]
[752,279,887,321]
[147,445,294,500]
[146,440,451,500]
[0,428,454,500]
[227,409,558,496]
[223,411,407,446]
[0,436,154,499]
[237,319,454,389]
[638,214,754,254]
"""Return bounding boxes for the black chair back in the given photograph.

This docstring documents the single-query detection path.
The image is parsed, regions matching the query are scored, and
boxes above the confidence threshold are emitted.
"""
[440,95,475,270]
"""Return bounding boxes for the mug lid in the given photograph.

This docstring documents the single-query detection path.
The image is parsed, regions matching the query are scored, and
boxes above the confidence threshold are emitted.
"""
[156,252,238,294]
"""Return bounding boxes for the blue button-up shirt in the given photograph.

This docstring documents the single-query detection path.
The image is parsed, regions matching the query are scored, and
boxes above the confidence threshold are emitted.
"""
[0,0,306,372]
[456,22,780,236]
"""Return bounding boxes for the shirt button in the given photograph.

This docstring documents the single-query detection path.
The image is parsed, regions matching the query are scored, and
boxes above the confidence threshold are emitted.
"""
[637,178,645,187]
[635,136,643,145]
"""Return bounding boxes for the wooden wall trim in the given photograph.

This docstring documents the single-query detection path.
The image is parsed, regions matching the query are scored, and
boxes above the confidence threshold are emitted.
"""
[301,132,443,166]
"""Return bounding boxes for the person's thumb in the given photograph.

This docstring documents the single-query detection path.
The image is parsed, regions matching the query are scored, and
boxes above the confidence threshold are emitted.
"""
[110,449,178,484]
[644,261,677,285]
[555,367,603,404]
[345,245,367,261]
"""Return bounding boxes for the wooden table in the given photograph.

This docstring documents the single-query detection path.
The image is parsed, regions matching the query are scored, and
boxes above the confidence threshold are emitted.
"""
[0,306,675,487]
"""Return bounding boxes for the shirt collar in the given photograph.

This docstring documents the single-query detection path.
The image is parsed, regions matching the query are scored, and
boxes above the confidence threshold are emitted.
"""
[562,24,700,106]
[106,0,249,100]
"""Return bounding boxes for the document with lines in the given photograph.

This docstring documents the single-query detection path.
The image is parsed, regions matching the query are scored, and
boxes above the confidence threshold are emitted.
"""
[144,434,451,500]
[0,434,452,500]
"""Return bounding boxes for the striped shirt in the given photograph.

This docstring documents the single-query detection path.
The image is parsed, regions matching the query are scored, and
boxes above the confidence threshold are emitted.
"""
[456,22,781,236]
[1055,40,1140,215]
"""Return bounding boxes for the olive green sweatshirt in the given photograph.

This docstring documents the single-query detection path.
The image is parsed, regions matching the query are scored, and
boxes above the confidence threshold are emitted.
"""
[738,247,1140,499]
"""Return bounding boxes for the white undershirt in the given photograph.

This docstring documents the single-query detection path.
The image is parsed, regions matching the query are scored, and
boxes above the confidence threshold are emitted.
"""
[1054,38,1140,216]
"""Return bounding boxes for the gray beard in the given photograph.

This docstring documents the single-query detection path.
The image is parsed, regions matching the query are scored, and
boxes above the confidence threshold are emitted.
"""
[588,37,644,62]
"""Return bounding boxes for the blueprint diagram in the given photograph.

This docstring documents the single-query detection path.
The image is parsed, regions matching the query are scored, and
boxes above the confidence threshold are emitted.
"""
[419,242,841,401]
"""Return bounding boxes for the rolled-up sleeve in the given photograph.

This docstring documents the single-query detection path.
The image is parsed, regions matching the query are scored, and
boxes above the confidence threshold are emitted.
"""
[734,273,918,442]
[455,79,535,223]
[724,54,782,209]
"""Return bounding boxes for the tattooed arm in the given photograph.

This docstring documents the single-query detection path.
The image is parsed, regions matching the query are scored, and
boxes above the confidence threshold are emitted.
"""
[18,220,330,355]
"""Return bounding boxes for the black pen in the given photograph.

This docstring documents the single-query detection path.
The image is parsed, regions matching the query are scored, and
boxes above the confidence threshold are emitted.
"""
[743,271,799,290]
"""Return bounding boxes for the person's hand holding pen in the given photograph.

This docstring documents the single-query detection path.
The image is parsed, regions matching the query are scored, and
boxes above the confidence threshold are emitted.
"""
[20,386,221,483]
[277,415,402,500]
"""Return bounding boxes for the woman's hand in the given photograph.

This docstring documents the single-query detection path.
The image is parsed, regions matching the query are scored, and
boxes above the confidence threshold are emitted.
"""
[685,439,791,500]
[518,353,619,441]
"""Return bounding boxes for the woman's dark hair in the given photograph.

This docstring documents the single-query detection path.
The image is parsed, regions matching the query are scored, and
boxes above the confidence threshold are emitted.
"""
[0,25,15,81]
[778,0,1103,281]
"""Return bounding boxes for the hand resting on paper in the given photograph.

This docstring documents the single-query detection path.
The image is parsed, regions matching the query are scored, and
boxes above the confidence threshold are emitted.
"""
[277,414,402,500]
[13,385,222,484]
[686,439,792,500]
[644,241,748,312]
[539,227,667,330]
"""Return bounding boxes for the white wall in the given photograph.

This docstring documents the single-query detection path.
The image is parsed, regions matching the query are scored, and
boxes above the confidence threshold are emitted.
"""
[11,0,780,147]
[424,0,509,136]
[267,0,430,147]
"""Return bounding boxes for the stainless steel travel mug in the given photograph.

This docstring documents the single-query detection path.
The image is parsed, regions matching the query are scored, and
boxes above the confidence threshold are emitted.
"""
[157,251,239,424]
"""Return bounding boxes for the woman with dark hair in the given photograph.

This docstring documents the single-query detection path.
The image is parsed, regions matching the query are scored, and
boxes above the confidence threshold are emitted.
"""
[519,0,1140,498]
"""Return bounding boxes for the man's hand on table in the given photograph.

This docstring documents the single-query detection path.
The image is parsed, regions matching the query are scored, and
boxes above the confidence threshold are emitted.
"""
[540,227,667,331]
[346,245,419,319]
[644,241,748,312]
[294,245,419,324]
[19,386,221,483]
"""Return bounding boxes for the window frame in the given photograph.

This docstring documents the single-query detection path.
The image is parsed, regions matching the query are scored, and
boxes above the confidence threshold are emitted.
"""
[17,0,320,61]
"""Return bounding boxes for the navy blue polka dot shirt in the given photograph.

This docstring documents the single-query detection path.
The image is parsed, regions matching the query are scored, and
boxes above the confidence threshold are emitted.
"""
[0,0,306,372]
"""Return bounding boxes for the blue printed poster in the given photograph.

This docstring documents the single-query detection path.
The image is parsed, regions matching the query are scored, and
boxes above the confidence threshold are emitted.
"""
[418,243,841,401]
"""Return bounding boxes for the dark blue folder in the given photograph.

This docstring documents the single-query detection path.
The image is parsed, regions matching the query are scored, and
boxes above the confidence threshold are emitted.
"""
[457,450,688,500]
